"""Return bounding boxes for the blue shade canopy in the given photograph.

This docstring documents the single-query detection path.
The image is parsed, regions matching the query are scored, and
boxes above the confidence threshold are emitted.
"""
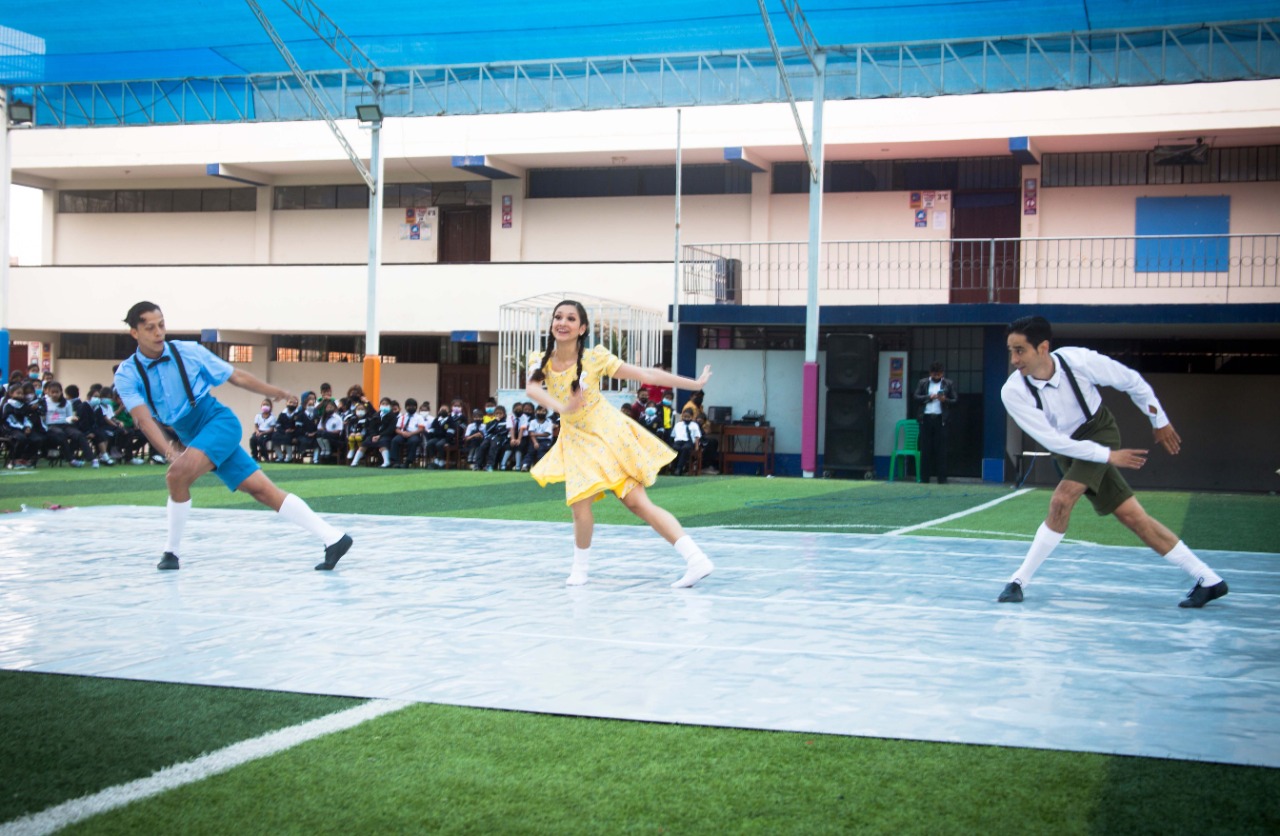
[2,0,1277,85]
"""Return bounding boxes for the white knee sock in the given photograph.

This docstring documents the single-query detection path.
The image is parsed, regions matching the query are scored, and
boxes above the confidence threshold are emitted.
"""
[671,535,714,588]
[166,497,191,554]
[277,493,344,547]
[350,448,365,467]
[567,546,590,586]
[1161,541,1222,586]
[1010,522,1064,587]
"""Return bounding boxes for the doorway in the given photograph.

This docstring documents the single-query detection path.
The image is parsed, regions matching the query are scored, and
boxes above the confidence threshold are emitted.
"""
[438,364,492,414]
[949,194,1020,304]
[439,206,491,263]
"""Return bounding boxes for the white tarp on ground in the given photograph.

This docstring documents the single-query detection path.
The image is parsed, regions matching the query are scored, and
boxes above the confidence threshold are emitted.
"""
[1,506,1276,767]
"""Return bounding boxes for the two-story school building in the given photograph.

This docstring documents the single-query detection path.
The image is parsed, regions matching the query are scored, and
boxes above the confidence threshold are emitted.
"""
[5,78,1280,489]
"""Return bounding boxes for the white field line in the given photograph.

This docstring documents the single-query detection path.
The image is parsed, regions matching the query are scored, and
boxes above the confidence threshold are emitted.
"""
[0,698,409,836]
[885,488,1036,536]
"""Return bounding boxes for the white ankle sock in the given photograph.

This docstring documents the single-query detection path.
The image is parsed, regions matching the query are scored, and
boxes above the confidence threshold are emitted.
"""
[671,535,713,588]
[166,498,191,554]
[567,546,590,586]
[277,493,344,547]
[1161,540,1222,586]
[1010,522,1064,587]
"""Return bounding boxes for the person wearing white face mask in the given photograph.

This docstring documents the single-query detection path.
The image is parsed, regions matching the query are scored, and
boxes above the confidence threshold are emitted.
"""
[346,402,371,462]
[250,398,277,462]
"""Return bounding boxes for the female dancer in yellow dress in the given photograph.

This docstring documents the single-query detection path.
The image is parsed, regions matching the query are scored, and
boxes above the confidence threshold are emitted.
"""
[526,299,715,588]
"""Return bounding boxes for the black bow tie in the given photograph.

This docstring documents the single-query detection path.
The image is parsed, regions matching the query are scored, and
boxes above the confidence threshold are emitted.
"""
[147,355,171,369]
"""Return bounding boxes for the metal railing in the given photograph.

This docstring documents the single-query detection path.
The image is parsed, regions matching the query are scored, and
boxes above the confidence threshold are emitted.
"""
[10,18,1279,127]
[681,234,1280,306]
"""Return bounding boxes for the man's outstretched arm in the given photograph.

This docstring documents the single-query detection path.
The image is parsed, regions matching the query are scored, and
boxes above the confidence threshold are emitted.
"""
[228,369,291,402]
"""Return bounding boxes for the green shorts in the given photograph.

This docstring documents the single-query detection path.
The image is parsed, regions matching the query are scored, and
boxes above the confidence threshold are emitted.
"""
[1050,406,1134,517]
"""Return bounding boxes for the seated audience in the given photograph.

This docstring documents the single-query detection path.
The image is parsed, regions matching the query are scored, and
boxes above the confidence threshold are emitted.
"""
[670,407,703,475]
[41,381,94,467]
[389,397,427,467]
[462,408,486,469]
[250,398,276,462]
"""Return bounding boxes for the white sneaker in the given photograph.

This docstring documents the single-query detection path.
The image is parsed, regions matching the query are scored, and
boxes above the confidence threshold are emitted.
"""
[130,457,145,465]
[70,460,86,468]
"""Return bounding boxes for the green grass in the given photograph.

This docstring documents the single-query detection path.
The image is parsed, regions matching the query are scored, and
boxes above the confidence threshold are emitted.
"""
[2,466,1277,833]
[3,464,1277,552]
[0,671,361,822]
[33,696,1280,835]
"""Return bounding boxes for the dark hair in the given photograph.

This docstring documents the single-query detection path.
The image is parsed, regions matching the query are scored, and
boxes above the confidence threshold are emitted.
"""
[405,398,418,409]
[65,384,80,398]
[124,301,161,328]
[1007,315,1052,348]
[528,300,589,393]
[929,361,945,373]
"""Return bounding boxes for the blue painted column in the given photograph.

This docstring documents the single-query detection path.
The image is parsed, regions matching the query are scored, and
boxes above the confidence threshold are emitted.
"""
[982,325,1010,483]
[672,318,699,410]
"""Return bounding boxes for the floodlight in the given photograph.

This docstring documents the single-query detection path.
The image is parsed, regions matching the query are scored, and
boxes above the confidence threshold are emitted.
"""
[8,100,33,125]
[355,104,383,124]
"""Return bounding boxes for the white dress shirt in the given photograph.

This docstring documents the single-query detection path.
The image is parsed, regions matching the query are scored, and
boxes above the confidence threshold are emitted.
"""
[1001,346,1168,464]
[671,419,702,444]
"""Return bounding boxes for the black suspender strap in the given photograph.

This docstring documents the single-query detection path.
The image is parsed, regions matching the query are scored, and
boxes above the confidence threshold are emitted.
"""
[1054,353,1093,421]
[1023,352,1093,420]
[134,341,197,419]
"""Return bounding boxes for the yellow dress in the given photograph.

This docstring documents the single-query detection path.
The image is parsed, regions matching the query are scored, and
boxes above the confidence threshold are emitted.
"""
[529,345,677,506]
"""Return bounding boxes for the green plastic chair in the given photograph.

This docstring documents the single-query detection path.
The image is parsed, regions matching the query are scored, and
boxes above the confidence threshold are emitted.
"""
[888,419,921,482]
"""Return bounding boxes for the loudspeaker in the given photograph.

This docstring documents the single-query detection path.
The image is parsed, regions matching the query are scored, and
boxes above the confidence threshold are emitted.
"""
[824,390,874,470]
[825,334,877,391]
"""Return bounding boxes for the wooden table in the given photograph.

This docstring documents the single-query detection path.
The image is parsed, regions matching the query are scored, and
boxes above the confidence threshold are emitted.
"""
[720,424,775,476]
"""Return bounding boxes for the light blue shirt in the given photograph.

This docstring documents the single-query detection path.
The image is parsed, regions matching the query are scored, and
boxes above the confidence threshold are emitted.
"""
[114,340,234,425]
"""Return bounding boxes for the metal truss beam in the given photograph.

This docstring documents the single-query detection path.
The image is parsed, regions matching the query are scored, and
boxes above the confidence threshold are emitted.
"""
[9,19,1279,128]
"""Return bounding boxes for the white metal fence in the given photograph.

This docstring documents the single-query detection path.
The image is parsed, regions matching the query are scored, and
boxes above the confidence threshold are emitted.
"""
[682,234,1280,306]
[497,293,665,392]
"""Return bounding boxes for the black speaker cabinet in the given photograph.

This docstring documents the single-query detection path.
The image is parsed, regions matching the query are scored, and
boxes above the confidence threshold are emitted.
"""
[825,333,877,391]
[824,389,874,470]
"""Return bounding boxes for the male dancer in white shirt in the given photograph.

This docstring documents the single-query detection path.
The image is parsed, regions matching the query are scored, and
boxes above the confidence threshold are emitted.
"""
[998,316,1227,608]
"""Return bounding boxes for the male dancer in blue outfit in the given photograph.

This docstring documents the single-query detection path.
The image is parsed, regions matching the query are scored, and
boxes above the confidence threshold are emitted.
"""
[114,301,352,571]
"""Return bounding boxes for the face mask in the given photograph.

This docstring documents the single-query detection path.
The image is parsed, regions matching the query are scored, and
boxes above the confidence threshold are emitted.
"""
[90,397,101,407]
[536,412,547,420]
[305,406,316,416]
[29,372,39,380]
[356,410,367,418]
[261,406,271,414]
[407,407,416,415]
[485,407,495,414]
[380,406,391,416]
[662,399,672,407]
[451,407,462,415]
[645,407,657,418]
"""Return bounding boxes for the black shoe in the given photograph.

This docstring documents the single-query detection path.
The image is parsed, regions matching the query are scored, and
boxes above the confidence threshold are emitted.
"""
[1178,579,1228,609]
[157,552,180,571]
[997,581,1023,603]
[316,534,353,571]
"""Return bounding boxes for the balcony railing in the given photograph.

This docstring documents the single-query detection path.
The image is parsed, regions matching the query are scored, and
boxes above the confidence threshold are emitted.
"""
[681,234,1280,307]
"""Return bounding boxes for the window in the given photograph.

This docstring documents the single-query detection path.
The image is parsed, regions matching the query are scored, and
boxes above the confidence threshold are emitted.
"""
[528,164,751,198]
[57,189,255,213]
[773,157,1019,193]
[1134,196,1230,273]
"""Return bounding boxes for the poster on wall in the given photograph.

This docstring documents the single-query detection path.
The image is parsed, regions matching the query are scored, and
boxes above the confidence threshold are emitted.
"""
[399,208,434,240]
[888,357,904,399]
[1024,178,1038,215]
[502,194,513,229]
[914,210,928,228]
[909,192,922,208]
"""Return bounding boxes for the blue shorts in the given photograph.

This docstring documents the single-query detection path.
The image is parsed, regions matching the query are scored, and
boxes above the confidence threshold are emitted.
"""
[171,397,261,491]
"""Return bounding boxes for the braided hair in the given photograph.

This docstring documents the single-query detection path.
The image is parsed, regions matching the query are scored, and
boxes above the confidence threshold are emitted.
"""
[528,300,589,393]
